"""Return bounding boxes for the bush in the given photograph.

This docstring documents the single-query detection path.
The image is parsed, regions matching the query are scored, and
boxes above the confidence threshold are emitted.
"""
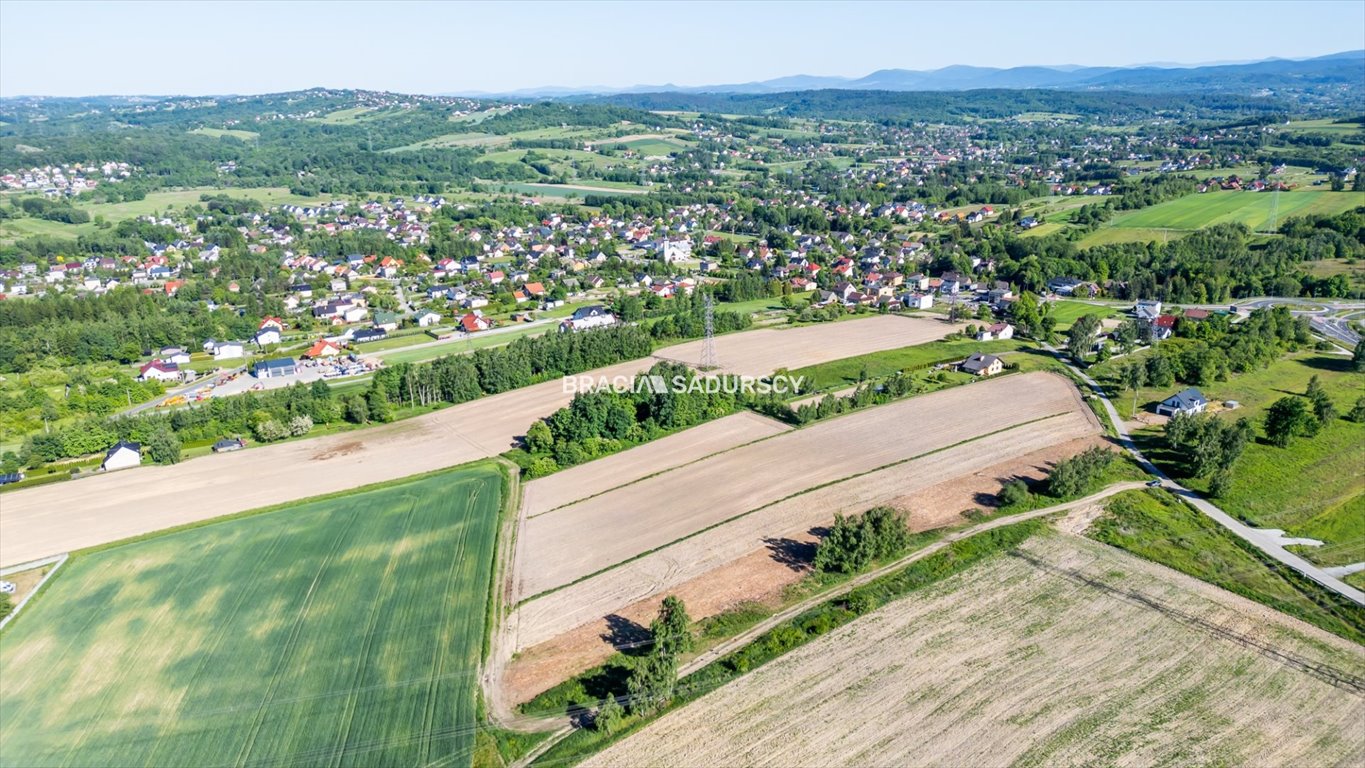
[527,456,560,478]
[998,479,1030,506]
[813,507,910,574]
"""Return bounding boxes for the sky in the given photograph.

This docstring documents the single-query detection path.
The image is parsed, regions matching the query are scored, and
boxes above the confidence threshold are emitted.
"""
[2,0,1363,97]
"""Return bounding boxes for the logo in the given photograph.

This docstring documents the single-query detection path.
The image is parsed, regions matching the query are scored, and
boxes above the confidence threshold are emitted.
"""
[564,372,805,396]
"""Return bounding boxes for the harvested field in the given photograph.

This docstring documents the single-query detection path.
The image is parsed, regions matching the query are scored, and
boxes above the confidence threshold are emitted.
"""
[0,358,650,567]
[586,534,1365,768]
[520,412,791,518]
[652,315,962,377]
[509,373,1101,650]
[505,435,1108,702]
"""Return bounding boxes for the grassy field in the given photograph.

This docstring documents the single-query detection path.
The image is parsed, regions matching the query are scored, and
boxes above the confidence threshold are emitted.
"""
[1105,190,1365,233]
[787,336,1033,391]
[1104,352,1365,549]
[1045,299,1121,330]
[486,182,642,199]
[375,322,553,365]
[616,138,688,155]
[0,465,503,767]
[1090,489,1365,644]
[189,127,260,141]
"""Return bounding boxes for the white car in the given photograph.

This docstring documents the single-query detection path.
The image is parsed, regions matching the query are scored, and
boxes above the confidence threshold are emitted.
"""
[0,581,15,594]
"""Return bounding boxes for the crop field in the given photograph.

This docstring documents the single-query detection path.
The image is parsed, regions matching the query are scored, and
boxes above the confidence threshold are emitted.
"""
[519,411,791,518]
[0,466,502,768]
[653,314,963,377]
[586,533,1365,768]
[1106,189,1365,233]
[509,373,1101,650]
[0,357,653,566]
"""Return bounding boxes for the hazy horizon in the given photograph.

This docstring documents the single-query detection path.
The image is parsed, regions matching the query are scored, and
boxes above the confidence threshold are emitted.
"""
[2,0,1363,98]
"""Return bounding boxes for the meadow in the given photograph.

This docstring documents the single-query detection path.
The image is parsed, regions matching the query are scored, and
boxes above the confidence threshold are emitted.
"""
[1095,350,1365,565]
[0,465,503,768]
[1106,189,1365,233]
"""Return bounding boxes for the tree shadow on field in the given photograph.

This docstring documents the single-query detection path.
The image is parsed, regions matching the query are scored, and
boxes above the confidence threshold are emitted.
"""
[1298,355,1353,374]
[601,614,651,656]
[763,534,819,572]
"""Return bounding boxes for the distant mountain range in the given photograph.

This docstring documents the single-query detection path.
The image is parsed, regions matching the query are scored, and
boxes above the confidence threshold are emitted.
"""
[458,50,1364,99]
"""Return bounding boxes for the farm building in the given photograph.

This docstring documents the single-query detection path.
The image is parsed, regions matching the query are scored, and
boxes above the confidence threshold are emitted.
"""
[254,358,297,379]
[561,305,617,332]
[960,352,1004,377]
[1156,388,1209,417]
[101,441,141,472]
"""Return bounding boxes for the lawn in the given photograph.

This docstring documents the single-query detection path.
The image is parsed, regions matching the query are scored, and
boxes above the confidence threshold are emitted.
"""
[1045,299,1121,330]
[787,337,1033,391]
[0,465,503,768]
[375,322,553,365]
[1104,189,1365,233]
[1089,488,1365,644]
[1098,351,1365,563]
[617,138,688,155]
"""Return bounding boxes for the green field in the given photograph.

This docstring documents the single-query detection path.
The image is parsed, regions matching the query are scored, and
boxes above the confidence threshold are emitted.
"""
[1105,189,1365,233]
[1103,351,1365,564]
[0,465,503,767]
[1044,299,1121,330]
[617,138,688,155]
[487,182,642,199]
[788,337,1032,391]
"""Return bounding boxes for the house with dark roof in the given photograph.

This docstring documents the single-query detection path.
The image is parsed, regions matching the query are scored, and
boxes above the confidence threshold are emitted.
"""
[254,358,296,379]
[960,352,1003,377]
[102,441,141,471]
[560,305,617,332]
[1155,388,1208,417]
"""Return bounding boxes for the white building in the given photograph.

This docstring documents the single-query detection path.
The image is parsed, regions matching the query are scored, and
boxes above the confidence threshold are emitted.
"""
[560,305,617,332]
[101,441,142,471]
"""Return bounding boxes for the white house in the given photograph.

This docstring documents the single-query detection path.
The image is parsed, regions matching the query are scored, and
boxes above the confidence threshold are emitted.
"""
[255,327,281,346]
[138,360,180,382]
[214,341,245,360]
[1155,388,1209,417]
[101,441,142,471]
[414,309,443,327]
[901,292,934,310]
[976,322,1015,341]
[560,305,617,332]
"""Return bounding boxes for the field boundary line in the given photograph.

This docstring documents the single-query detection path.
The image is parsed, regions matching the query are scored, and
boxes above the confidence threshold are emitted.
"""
[0,553,66,632]
[516,410,1076,606]
[1009,550,1365,696]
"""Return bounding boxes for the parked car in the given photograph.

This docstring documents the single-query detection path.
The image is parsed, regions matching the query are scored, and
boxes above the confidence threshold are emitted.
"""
[0,581,16,594]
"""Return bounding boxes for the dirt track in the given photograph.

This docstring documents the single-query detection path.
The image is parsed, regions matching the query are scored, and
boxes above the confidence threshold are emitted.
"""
[585,534,1365,768]
[509,373,1102,650]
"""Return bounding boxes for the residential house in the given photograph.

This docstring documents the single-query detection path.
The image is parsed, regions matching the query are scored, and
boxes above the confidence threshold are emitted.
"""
[1155,388,1209,417]
[303,339,342,359]
[560,305,617,332]
[960,352,1004,377]
[138,360,180,382]
[101,441,142,472]
[459,312,491,333]
[212,437,246,453]
[414,309,443,327]
[213,341,245,360]
[976,322,1015,341]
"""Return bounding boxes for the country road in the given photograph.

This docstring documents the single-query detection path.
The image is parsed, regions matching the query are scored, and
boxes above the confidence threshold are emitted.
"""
[1045,344,1365,606]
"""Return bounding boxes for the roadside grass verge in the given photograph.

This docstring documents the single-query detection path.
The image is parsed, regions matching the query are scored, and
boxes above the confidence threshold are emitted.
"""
[1088,489,1365,645]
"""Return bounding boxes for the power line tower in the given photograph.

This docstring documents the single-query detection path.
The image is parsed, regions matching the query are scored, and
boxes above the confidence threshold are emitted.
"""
[700,293,719,371]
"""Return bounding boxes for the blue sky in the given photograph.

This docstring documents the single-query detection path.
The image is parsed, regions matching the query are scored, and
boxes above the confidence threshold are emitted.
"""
[2,0,1362,96]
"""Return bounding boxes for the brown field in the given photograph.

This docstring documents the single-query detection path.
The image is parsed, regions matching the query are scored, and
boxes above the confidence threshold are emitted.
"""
[505,434,1108,704]
[520,412,791,518]
[586,533,1365,768]
[652,315,962,377]
[509,373,1101,650]
[0,358,651,566]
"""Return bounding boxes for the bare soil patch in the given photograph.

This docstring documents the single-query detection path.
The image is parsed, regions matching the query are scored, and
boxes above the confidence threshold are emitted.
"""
[509,374,1102,650]
[586,534,1365,768]
[520,412,790,518]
